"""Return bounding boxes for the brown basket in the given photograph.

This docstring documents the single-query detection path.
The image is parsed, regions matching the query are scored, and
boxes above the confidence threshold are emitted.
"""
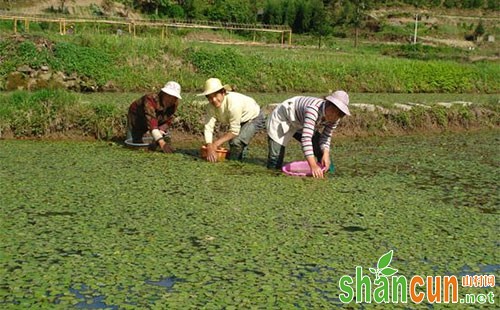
[200,145,229,162]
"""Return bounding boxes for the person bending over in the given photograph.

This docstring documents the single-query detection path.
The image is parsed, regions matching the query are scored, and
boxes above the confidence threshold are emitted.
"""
[266,90,350,178]
[127,81,182,153]
[199,78,265,162]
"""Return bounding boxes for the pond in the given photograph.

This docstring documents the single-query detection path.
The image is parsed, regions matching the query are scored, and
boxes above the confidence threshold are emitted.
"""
[0,130,498,308]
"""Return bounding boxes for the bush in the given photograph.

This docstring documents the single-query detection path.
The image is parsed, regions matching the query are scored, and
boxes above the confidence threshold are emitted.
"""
[0,89,80,137]
[53,41,113,86]
[187,47,258,85]
[0,89,127,139]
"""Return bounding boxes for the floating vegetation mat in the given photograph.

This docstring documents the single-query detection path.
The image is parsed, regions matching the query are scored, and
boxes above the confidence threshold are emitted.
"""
[1,130,498,308]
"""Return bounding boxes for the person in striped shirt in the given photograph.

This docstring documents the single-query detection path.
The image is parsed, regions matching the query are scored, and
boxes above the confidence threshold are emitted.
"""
[266,90,350,178]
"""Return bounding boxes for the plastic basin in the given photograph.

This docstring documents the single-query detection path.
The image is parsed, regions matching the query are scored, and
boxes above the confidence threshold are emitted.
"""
[282,160,327,177]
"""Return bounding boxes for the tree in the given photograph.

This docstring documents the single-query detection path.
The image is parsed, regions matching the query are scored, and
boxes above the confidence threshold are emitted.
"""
[59,0,75,13]
[351,0,372,47]
[263,0,284,25]
[183,0,209,20]
[487,0,500,10]
[166,4,185,18]
[429,0,442,7]
[473,20,485,40]
[292,0,309,33]
[133,0,172,15]
[283,0,298,28]
[443,0,458,9]
[472,0,485,8]
[204,0,255,23]
[309,1,331,48]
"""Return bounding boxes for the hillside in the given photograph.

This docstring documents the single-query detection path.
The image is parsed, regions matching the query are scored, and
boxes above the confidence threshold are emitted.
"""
[1,0,498,52]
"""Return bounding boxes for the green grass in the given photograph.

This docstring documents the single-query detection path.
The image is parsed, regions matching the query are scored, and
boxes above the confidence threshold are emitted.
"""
[0,90,498,139]
[0,30,498,94]
[1,130,498,308]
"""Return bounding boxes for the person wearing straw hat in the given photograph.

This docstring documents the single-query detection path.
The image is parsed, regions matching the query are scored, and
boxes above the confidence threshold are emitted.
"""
[266,90,350,178]
[127,81,182,153]
[199,78,266,162]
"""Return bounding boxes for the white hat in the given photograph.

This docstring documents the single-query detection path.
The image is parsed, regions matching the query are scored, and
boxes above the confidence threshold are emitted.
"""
[197,78,231,96]
[161,81,182,99]
[325,90,350,116]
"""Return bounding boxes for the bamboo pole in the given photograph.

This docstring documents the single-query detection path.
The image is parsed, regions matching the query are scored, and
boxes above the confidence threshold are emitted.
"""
[0,14,291,39]
[24,18,29,32]
[413,13,418,44]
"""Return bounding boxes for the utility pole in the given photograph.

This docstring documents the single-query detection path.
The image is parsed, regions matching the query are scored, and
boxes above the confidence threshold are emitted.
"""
[413,13,418,44]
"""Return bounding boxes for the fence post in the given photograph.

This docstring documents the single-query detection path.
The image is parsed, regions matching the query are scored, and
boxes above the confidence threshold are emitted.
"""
[413,13,418,44]
[13,18,17,33]
[59,19,66,35]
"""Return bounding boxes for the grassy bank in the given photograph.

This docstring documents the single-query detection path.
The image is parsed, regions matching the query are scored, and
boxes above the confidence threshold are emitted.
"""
[0,32,499,94]
[0,90,498,140]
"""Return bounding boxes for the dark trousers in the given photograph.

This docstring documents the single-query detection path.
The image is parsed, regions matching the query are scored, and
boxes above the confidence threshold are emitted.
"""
[267,131,323,169]
[228,110,266,160]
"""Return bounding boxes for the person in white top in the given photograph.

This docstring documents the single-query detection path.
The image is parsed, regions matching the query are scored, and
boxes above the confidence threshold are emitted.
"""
[199,78,266,162]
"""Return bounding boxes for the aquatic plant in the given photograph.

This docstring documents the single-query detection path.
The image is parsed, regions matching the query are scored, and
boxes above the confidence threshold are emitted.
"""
[1,130,497,308]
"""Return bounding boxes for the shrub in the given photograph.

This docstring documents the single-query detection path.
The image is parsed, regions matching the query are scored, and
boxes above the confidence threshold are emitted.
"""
[53,42,113,86]
[0,89,127,139]
[0,89,80,137]
[187,47,258,85]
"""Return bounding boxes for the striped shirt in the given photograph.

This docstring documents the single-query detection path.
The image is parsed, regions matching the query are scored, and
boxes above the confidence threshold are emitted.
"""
[292,96,339,157]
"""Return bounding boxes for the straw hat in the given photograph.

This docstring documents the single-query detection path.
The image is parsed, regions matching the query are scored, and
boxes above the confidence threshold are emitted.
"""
[161,81,182,99]
[325,90,350,116]
[197,78,231,96]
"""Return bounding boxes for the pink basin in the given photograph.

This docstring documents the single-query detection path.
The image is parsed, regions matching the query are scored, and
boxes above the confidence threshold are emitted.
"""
[282,161,327,177]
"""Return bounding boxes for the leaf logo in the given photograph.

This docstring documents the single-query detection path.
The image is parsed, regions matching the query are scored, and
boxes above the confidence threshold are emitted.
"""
[369,250,398,280]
